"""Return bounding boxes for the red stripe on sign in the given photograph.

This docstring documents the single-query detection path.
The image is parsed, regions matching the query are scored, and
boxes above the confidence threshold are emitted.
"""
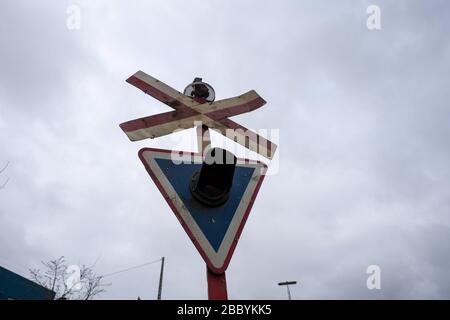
[125,73,277,158]
[119,109,198,132]
[204,96,266,120]
[126,75,187,110]
[219,118,276,156]
[219,164,267,274]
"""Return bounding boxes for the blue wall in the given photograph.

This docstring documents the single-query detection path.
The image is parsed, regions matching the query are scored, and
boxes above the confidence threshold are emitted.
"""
[0,266,55,300]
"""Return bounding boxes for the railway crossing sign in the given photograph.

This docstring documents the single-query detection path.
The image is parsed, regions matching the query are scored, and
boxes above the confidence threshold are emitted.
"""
[120,71,277,159]
[139,148,267,274]
[120,70,277,299]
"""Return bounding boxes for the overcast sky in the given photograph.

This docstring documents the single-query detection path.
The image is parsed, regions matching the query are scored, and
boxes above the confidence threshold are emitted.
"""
[1,0,450,299]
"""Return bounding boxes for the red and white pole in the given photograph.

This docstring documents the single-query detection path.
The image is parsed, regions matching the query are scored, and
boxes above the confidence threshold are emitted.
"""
[207,267,228,300]
[198,120,228,300]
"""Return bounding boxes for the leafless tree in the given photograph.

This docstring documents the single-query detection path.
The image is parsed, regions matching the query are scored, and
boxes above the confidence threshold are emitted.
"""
[29,256,110,300]
[0,161,9,190]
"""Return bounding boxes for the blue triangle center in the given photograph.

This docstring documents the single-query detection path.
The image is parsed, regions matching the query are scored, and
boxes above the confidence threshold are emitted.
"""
[155,158,255,252]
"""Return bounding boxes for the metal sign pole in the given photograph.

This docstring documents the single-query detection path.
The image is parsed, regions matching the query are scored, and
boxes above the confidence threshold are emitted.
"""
[196,124,211,156]
[286,284,292,300]
[157,257,165,300]
[198,125,229,300]
[207,267,228,300]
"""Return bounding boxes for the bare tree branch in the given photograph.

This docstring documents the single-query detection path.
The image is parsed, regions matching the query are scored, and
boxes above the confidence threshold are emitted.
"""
[0,161,9,190]
[29,256,109,300]
[0,177,9,189]
[0,161,9,175]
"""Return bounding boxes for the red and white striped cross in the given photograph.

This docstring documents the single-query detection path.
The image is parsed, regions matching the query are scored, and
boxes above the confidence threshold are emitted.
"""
[119,71,277,159]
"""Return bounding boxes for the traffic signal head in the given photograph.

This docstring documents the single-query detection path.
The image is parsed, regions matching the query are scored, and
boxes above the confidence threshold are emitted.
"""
[190,148,237,207]
[183,77,216,102]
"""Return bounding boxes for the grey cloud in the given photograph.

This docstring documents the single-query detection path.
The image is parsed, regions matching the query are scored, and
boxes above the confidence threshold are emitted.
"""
[1,0,449,299]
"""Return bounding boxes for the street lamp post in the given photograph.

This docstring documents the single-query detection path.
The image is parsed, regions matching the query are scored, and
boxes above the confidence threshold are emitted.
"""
[278,281,297,300]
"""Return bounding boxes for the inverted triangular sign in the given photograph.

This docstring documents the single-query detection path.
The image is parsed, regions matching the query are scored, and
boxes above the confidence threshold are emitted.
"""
[139,148,267,274]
